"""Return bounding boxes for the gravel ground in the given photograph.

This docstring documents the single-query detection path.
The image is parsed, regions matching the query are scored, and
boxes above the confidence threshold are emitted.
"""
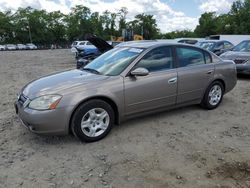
[0,49,250,188]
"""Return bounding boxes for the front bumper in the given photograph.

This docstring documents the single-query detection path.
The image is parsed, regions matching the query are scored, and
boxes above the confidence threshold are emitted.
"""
[236,64,250,75]
[14,101,71,135]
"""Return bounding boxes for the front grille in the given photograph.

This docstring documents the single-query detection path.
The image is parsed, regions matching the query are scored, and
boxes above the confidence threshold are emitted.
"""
[234,59,246,64]
[18,94,27,106]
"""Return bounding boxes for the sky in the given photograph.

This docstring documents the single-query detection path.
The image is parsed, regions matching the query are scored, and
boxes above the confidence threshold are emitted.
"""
[0,0,236,32]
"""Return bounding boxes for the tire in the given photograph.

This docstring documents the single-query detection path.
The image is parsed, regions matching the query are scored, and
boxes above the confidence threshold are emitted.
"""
[71,99,115,142]
[201,81,224,110]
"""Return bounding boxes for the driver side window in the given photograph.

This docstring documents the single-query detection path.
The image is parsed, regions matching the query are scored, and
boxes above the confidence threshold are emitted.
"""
[134,47,173,72]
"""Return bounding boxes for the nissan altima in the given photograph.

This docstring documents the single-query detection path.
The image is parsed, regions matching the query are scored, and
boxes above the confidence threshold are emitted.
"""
[15,42,237,142]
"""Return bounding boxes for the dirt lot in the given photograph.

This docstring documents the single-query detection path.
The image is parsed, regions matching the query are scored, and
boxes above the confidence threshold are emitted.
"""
[0,49,250,188]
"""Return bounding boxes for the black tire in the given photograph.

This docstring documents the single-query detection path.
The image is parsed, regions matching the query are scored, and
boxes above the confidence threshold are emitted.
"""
[201,81,224,110]
[71,99,114,142]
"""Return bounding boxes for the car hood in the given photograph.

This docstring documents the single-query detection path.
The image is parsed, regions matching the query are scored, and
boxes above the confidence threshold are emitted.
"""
[87,35,113,53]
[220,51,250,60]
[22,69,109,99]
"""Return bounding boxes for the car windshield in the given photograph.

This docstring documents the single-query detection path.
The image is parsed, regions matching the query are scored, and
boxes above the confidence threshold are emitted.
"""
[233,41,250,52]
[197,42,215,51]
[84,47,143,76]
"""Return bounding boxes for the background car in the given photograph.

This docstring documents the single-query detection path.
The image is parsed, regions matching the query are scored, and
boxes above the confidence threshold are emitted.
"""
[220,40,250,75]
[76,36,114,68]
[5,44,17,50]
[15,42,237,142]
[176,38,204,45]
[17,44,27,50]
[26,43,38,50]
[0,45,5,50]
[71,40,96,54]
[196,40,234,55]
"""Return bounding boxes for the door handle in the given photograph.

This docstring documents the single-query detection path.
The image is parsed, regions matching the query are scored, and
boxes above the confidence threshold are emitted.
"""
[206,70,214,74]
[168,77,177,84]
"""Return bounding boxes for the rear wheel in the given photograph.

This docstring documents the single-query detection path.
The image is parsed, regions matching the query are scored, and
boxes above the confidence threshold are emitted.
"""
[201,81,224,110]
[71,100,114,142]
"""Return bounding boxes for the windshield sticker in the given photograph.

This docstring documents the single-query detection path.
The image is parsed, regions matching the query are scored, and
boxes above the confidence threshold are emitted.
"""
[129,48,143,53]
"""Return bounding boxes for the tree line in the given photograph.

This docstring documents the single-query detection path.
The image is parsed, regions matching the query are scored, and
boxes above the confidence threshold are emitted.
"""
[0,0,250,46]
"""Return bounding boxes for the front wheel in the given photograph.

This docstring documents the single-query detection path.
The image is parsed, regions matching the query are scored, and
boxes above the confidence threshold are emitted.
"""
[71,100,114,142]
[201,81,224,110]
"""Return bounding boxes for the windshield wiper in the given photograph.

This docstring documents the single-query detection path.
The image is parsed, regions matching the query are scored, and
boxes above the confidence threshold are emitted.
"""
[82,68,100,75]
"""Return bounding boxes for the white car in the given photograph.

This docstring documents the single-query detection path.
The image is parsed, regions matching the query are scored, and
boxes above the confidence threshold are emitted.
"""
[17,44,27,50]
[5,44,17,50]
[70,41,95,53]
[0,45,5,50]
[26,43,37,50]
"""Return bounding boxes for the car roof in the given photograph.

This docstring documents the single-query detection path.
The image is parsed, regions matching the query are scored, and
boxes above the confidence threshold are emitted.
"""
[199,40,230,43]
[116,40,195,49]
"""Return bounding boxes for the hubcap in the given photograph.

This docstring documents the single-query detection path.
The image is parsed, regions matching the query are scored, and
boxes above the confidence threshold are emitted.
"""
[81,108,110,137]
[208,85,222,106]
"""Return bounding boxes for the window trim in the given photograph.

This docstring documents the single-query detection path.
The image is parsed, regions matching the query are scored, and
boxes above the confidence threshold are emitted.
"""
[203,51,212,64]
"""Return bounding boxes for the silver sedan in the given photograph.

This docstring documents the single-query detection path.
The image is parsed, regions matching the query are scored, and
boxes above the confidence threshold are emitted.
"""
[15,42,237,142]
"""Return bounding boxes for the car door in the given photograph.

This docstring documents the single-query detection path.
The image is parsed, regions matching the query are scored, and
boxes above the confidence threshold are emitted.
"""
[175,46,215,104]
[123,46,177,115]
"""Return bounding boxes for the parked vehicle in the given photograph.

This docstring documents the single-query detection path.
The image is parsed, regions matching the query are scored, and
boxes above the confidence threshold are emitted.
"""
[176,38,204,45]
[208,35,250,46]
[0,45,5,50]
[26,43,37,50]
[5,44,17,50]
[220,40,250,75]
[71,40,96,54]
[76,36,113,68]
[196,40,234,55]
[15,42,237,142]
[17,44,27,50]
[107,41,122,47]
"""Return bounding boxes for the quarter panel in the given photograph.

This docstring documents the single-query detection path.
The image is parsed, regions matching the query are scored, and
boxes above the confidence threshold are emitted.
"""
[214,60,237,93]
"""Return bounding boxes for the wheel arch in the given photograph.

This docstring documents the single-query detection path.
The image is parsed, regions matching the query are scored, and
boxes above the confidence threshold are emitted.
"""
[68,96,120,134]
[212,78,226,92]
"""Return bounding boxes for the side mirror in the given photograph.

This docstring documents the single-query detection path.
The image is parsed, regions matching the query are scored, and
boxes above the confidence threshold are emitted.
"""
[130,67,149,77]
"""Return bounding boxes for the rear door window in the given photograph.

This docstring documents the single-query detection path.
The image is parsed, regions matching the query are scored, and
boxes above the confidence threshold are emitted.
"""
[176,47,205,67]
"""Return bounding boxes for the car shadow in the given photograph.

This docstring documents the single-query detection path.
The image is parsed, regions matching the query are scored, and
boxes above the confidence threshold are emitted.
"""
[116,105,201,129]
[237,74,250,80]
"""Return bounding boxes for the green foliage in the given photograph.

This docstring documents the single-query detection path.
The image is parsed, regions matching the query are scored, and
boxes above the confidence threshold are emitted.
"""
[0,5,160,44]
[194,0,250,37]
[1,0,250,44]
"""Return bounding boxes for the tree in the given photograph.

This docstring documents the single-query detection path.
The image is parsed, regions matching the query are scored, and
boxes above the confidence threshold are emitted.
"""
[134,14,159,39]
[194,12,217,37]
[117,7,128,33]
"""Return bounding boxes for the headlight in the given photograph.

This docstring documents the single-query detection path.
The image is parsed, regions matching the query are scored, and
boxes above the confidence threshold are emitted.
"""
[28,95,62,110]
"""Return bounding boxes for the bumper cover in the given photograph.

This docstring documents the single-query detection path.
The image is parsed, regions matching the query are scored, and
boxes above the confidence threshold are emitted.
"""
[236,64,250,75]
[14,101,70,135]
